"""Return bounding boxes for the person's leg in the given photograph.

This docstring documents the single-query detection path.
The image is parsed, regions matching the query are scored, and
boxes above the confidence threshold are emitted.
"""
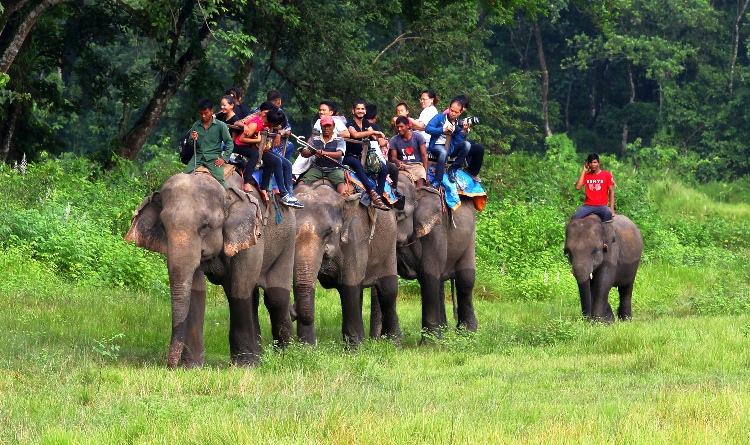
[387,162,399,190]
[375,163,388,196]
[594,206,613,222]
[447,141,470,181]
[279,156,295,197]
[233,145,260,190]
[428,144,447,184]
[284,141,294,161]
[343,155,373,193]
[260,152,284,194]
[465,142,485,177]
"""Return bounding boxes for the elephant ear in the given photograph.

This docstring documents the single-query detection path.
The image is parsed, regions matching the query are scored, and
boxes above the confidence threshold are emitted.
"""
[414,187,443,238]
[339,194,362,244]
[223,187,262,257]
[124,192,167,254]
[601,219,616,253]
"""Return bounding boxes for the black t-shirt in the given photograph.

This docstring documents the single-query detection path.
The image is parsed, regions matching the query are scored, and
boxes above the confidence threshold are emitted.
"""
[345,118,373,157]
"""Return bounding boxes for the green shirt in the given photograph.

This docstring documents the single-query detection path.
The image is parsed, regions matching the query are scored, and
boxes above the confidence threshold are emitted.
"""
[184,117,234,186]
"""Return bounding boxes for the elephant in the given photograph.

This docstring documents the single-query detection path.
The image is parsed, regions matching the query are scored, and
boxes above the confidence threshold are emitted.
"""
[390,173,478,339]
[292,180,401,347]
[124,170,296,367]
[564,213,643,323]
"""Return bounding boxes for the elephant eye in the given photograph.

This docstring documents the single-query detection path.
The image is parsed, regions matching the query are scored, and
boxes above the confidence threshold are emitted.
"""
[322,227,334,238]
[592,247,599,255]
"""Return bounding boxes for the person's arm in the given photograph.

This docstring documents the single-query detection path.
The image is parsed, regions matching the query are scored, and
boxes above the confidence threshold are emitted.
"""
[424,115,445,137]
[348,123,383,140]
[419,142,429,173]
[609,183,615,214]
[238,122,261,145]
[575,164,587,190]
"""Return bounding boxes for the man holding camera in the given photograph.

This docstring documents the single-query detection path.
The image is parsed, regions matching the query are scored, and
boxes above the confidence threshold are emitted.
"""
[572,153,615,222]
[425,99,485,187]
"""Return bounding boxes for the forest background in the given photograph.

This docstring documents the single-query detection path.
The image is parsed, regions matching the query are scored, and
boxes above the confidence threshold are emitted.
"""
[2,0,750,443]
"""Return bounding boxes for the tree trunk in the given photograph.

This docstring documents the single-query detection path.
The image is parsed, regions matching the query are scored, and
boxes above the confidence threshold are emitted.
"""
[621,62,635,157]
[0,103,19,163]
[533,20,551,138]
[729,0,750,100]
[118,23,211,161]
[0,0,74,74]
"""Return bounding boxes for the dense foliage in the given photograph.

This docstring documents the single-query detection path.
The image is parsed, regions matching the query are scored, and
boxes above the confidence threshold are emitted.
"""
[2,146,748,315]
[3,0,750,183]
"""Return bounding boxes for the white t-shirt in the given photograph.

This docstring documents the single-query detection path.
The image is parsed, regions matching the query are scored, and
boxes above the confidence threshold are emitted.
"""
[415,106,438,144]
[313,118,349,135]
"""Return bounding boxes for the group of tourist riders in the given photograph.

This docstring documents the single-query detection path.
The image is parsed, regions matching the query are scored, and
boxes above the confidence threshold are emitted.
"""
[186,87,616,220]
[185,88,487,211]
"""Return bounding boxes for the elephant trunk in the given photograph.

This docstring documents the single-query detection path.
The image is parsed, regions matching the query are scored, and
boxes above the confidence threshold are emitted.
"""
[293,229,324,326]
[577,278,593,319]
[165,235,201,368]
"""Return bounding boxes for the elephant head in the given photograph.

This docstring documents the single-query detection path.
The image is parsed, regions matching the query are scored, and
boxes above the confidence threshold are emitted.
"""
[395,173,443,246]
[564,215,615,284]
[292,183,360,326]
[124,173,261,367]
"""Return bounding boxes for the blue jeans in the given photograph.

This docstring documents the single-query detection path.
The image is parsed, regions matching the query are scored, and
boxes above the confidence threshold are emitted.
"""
[449,141,485,176]
[428,144,448,183]
[262,151,295,196]
[571,205,612,222]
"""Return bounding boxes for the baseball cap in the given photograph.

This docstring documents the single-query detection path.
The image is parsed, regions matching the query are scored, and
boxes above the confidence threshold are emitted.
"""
[320,115,335,127]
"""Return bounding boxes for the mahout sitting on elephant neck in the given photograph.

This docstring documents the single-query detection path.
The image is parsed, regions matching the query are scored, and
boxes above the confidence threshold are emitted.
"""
[564,213,643,323]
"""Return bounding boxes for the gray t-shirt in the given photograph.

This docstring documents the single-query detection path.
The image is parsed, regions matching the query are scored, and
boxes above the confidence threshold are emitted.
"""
[389,132,426,163]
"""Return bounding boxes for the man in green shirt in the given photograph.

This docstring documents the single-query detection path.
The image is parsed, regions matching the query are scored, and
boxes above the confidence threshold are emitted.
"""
[185,98,234,187]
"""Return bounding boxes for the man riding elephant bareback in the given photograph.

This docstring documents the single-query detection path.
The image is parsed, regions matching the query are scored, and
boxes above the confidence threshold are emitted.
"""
[572,153,615,222]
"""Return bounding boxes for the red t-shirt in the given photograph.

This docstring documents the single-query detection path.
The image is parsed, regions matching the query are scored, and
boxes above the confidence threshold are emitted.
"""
[234,115,265,147]
[583,170,614,206]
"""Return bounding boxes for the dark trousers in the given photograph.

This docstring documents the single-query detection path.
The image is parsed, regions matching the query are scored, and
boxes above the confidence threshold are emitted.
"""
[450,141,485,176]
[343,154,388,195]
[571,205,613,222]
[233,144,260,185]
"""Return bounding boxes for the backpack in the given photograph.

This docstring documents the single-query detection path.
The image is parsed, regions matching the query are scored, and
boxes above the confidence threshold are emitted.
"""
[178,130,193,165]
[364,146,383,174]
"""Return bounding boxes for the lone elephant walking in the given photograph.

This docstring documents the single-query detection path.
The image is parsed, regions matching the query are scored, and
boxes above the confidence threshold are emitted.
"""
[564,214,643,323]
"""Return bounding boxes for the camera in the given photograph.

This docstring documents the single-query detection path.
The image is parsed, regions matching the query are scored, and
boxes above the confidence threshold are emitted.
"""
[456,116,480,127]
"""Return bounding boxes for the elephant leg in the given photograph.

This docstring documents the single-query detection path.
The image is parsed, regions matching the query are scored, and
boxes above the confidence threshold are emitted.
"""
[419,272,445,340]
[338,284,366,348]
[263,286,294,348]
[369,286,383,339]
[180,269,207,368]
[454,268,477,332]
[374,275,401,342]
[617,282,634,321]
[252,287,262,343]
[226,295,262,366]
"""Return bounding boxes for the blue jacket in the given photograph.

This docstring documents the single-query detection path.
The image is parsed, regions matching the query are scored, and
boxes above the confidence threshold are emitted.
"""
[425,113,467,154]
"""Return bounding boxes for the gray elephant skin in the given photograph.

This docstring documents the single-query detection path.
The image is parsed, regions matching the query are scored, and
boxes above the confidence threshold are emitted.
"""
[392,173,478,338]
[124,171,296,368]
[292,181,401,347]
[564,214,643,323]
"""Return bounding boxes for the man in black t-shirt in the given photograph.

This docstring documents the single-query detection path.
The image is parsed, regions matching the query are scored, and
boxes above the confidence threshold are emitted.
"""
[344,100,390,210]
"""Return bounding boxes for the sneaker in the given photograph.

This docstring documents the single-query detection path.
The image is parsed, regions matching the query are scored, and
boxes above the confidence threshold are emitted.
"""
[447,168,457,183]
[287,196,304,209]
[469,173,481,183]
[369,190,390,211]
[281,194,304,208]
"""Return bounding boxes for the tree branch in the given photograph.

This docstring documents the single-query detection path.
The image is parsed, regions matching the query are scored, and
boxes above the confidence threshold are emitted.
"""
[0,0,75,74]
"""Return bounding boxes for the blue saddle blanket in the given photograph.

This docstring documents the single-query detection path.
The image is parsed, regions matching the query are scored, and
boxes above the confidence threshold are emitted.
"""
[427,166,486,211]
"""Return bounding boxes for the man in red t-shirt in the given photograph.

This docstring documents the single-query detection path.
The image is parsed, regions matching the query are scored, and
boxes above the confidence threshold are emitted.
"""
[572,153,615,222]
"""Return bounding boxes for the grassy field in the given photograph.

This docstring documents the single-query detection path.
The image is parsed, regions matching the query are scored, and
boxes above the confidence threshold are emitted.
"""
[2,155,750,443]
[2,245,749,444]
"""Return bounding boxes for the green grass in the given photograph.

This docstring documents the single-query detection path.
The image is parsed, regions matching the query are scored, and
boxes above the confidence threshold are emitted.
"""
[2,246,750,444]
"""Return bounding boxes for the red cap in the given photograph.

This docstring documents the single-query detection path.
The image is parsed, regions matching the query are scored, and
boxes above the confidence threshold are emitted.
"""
[320,115,335,127]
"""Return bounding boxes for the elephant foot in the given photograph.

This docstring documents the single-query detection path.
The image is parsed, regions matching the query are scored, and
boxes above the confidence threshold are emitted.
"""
[167,341,185,369]
[458,315,478,333]
[231,352,260,367]
[419,327,444,345]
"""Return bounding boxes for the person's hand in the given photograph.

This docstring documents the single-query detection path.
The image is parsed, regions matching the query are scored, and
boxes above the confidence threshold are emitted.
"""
[582,162,589,173]
[214,158,226,166]
[314,150,323,158]
[191,130,198,140]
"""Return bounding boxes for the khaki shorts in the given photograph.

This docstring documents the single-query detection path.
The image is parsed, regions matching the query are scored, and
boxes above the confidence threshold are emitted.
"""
[300,166,346,186]
[401,162,427,182]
